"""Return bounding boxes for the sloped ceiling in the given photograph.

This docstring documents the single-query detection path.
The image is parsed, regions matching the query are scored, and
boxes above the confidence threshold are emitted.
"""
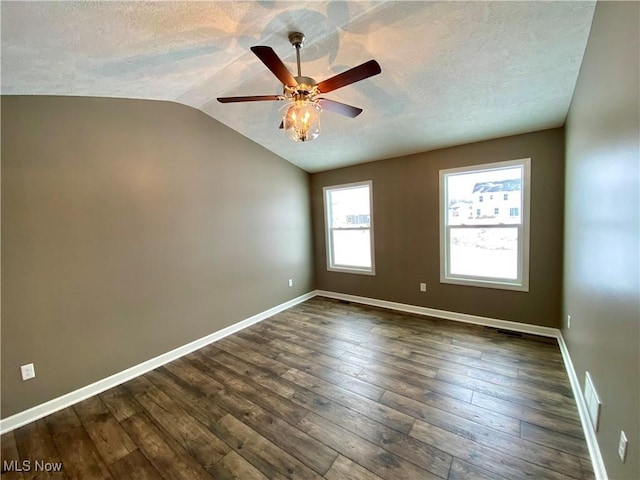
[1,1,595,172]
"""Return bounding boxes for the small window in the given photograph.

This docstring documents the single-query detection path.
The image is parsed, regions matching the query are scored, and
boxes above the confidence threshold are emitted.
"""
[324,181,375,275]
[440,158,531,291]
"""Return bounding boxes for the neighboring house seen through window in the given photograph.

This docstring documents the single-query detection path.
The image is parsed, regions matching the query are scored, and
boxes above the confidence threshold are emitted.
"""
[324,181,375,275]
[439,158,531,291]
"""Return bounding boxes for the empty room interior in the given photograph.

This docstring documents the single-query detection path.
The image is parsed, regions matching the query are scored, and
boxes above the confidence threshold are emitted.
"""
[1,1,638,480]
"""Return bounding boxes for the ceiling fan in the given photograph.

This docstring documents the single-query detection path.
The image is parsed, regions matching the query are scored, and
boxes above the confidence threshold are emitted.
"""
[217,32,381,142]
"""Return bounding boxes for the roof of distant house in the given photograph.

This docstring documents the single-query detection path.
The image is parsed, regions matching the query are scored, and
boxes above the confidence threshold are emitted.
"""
[472,179,521,193]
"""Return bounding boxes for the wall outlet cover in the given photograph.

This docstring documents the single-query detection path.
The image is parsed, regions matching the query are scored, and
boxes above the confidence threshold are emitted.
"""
[618,431,628,462]
[21,363,36,381]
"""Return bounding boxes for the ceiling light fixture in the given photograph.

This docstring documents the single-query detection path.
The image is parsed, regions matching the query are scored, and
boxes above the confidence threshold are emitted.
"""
[217,32,381,143]
[282,99,321,142]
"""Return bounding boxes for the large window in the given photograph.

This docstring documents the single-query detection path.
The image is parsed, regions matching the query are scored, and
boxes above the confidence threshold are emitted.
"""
[324,181,375,274]
[439,158,530,291]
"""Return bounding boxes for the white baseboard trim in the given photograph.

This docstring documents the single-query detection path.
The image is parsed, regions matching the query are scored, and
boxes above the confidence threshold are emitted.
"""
[315,289,607,480]
[316,290,559,337]
[557,333,608,480]
[0,291,316,435]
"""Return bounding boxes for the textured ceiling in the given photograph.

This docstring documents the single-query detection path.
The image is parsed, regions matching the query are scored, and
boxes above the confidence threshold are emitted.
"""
[1,1,595,172]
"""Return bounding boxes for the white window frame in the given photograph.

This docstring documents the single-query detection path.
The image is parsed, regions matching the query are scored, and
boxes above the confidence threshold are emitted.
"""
[324,180,375,275]
[439,158,531,291]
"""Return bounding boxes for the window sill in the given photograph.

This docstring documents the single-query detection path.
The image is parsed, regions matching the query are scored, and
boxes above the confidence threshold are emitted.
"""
[441,276,528,292]
[328,266,376,276]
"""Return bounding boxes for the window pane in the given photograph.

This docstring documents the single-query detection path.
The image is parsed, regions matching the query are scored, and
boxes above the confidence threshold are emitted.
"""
[333,229,371,268]
[449,227,518,280]
[329,186,370,228]
[446,166,522,225]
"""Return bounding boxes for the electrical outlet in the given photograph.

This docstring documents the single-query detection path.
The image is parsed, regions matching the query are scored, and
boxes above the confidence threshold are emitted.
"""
[288,278,293,287]
[420,283,427,292]
[21,363,36,381]
[567,315,571,329]
[618,431,628,462]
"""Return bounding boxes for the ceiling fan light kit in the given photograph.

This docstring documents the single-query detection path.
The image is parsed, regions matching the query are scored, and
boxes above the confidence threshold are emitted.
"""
[217,32,381,143]
[282,100,321,142]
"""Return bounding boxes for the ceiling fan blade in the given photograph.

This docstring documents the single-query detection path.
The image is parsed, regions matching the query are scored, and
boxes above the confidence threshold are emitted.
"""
[316,60,381,94]
[251,46,298,87]
[317,98,363,118]
[217,95,283,103]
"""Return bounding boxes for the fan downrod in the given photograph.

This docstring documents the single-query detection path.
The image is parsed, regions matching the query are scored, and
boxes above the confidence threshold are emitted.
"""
[288,32,307,78]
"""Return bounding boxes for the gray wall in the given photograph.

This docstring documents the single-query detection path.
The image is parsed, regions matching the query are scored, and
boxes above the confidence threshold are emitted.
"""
[1,96,314,418]
[311,128,565,328]
[563,2,640,479]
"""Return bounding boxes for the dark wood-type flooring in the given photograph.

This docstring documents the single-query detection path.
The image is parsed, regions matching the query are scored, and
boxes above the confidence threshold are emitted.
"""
[1,296,593,479]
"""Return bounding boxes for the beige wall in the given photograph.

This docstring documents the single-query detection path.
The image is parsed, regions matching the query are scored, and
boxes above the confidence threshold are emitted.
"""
[563,2,640,479]
[311,128,564,328]
[1,96,314,418]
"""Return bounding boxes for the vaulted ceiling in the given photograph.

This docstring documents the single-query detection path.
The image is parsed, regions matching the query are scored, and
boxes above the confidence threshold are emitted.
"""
[1,1,596,172]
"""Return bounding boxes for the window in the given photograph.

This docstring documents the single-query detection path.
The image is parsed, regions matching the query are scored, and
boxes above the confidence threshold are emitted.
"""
[324,181,375,274]
[440,158,530,291]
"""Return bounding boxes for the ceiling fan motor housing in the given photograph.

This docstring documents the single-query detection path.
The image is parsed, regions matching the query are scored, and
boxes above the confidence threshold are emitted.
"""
[293,76,315,87]
[285,76,318,102]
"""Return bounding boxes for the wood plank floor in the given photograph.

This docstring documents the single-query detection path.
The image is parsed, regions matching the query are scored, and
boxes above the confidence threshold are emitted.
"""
[1,296,594,480]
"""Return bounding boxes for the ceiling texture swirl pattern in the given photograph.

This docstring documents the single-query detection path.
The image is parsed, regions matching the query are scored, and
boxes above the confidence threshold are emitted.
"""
[1,1,596,172]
